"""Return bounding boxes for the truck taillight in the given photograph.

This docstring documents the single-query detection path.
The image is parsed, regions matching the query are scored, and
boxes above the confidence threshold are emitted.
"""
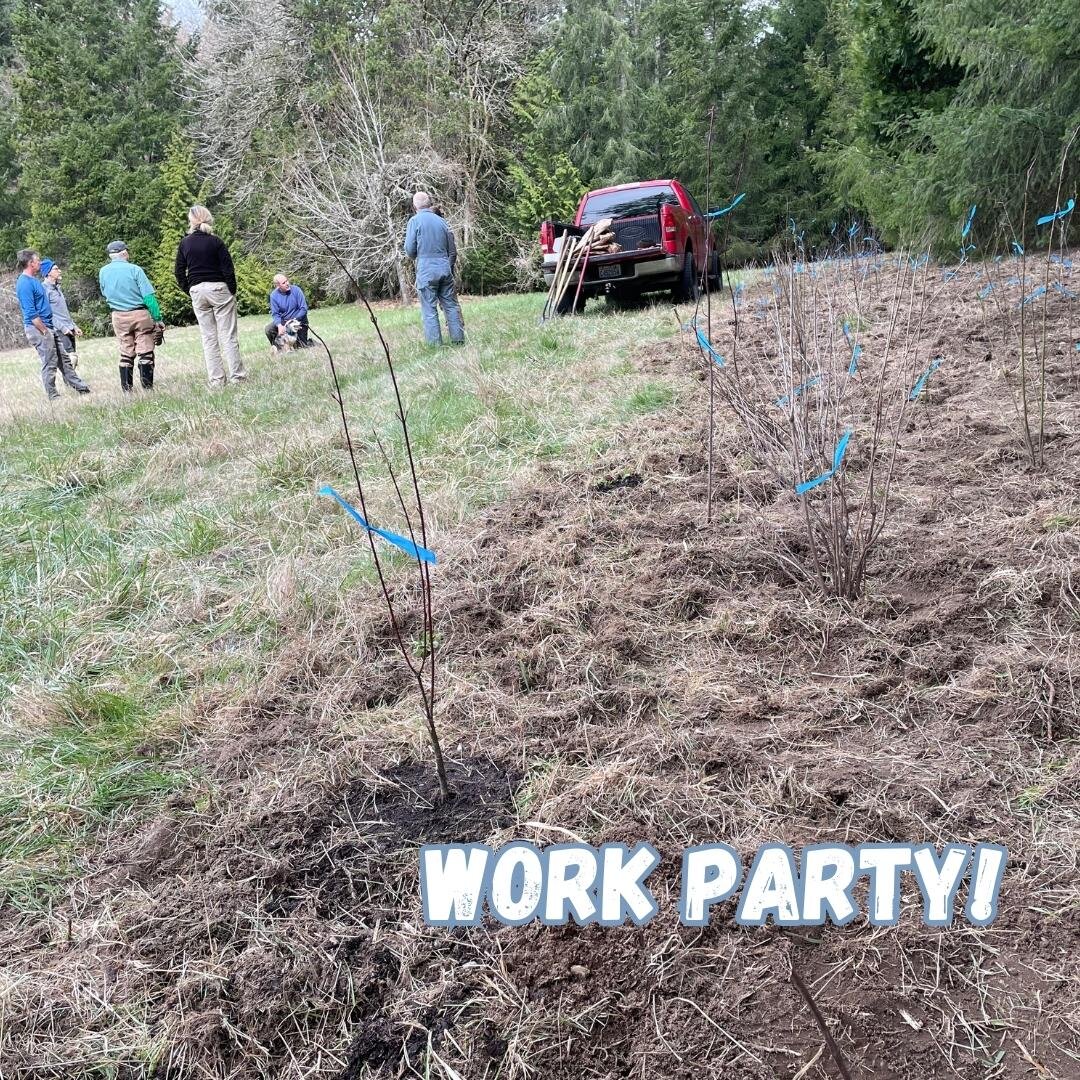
[540,221,555,254]
[660,204,678,254]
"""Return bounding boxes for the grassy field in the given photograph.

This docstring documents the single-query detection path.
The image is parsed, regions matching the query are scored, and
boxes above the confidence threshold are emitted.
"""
[0,293,680,910]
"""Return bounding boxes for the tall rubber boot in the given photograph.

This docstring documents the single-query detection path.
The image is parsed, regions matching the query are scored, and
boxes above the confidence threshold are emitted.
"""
[120,362,134,393]
[137,354,155,390]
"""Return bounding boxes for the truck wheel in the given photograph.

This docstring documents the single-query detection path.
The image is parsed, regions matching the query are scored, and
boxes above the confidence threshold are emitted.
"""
[673,251,698,303]
[556,290,586,316]
[605,290,638,311]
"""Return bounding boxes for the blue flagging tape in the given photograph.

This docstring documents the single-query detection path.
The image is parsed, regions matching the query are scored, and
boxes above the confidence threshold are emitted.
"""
[776,374,822,407]
[320,485,437,565]
[1053,281,1078,300]
[961,204,977,239]
[1019,285,1047,307]
[796,428,853,495]
[909,253,929,270]
[943,268,959,281]
[1049,254,1073,268]
[848,344,863,377]
[1037,198,1075,227]
[978,283,993,300]
[1076,342,1080,351]
[708,192,746,218]
[1012,241,1024,255]
[848,222,859,237]
[695,328,725,367]
[1006,276,1022,286]
[909,358,942,401]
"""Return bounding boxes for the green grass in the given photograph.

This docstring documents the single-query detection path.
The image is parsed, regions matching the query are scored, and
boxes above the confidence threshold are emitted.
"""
[0,291,679,908]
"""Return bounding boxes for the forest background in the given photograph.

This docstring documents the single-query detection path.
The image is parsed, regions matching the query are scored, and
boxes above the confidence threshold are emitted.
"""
[0,0,1076,342]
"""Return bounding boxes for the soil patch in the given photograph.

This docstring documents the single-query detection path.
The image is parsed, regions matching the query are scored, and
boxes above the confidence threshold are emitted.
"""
[2,256,1079,1079]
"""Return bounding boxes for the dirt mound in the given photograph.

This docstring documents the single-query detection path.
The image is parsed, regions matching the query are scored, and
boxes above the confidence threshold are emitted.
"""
[2,257,1079,1078]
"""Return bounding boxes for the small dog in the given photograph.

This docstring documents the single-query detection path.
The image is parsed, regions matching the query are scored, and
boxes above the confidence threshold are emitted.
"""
[272,318,305,356]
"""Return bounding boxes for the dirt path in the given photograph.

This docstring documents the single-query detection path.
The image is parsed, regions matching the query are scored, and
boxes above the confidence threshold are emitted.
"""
[2,259,1078,1079]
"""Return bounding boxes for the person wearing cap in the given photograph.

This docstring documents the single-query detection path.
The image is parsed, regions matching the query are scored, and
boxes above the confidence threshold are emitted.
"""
[41,259,83,369]
[174,205,246,387]
[98,240,164,392]
[404,191,464,345]
[13,248,90,400]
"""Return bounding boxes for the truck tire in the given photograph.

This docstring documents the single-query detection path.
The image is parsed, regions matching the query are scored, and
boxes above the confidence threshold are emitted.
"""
[556,290,586,316]
[672,250,698,303]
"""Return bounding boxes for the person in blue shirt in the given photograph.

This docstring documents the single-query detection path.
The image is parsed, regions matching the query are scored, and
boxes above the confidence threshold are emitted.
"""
[98,240,163,392]
[14,248,90,400]
[265,274,313,349]
[404,191,464,345]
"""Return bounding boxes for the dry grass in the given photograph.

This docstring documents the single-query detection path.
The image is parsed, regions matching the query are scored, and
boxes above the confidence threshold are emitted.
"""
[0,293,678,913]
[1,260,1079,1079]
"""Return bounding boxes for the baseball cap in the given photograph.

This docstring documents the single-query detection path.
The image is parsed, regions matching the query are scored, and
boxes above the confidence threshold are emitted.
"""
[106,240,128,254]
[40,259,55,276]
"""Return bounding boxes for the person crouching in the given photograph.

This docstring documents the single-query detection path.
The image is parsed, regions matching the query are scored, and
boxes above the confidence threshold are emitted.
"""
[265,273,313,351]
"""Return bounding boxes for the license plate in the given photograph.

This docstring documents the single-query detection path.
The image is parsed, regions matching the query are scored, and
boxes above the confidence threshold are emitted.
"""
[598,265,623,280]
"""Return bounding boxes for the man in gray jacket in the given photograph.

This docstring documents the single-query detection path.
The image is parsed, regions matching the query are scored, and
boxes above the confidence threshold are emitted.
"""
[41,260,82,368]
[404,191,464,345]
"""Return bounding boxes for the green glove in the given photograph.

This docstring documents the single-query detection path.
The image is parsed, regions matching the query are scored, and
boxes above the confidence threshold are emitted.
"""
[143,294,162,321]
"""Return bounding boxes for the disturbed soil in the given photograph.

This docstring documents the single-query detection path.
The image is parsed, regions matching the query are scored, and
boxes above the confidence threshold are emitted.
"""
[2,255,1079,1079]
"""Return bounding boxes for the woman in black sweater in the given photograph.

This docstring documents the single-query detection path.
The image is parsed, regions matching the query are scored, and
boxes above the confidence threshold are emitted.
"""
[174,205,246,387]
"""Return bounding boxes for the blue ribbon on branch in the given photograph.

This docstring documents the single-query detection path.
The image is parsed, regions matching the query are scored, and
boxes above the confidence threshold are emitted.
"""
[842,322,863,375]
[848,222,859,238]
[909,253,929,270]
[695,328,726,367]
[961,204,977,240]
[1036,198,1075,227]
[1053,281,1078,300]
[909,358,942,401]
[708,193,746,219]
[776,374,822,407]
[796,429,853,495]
[1011,241,1024,256]
[942,268,959,281]
[1019,285,1047,307]
[320,485,437,565]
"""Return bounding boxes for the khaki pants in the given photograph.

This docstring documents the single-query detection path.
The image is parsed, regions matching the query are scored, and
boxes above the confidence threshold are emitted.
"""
[191,281,244,387]
[111,309,157,359]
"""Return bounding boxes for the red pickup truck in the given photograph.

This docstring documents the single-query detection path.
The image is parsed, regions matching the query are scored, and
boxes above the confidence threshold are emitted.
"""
[540,179,716,312]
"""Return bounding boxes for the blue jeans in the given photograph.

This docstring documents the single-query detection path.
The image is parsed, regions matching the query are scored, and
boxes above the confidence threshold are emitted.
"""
[417,271,464,345]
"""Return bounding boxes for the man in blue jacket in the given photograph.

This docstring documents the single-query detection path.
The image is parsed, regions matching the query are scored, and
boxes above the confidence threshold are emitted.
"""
[14,248,90,400]
[265,274,313,348]
[404,191,464,345]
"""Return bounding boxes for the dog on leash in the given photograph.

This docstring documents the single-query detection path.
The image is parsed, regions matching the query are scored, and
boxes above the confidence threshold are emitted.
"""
[271,318,305,356]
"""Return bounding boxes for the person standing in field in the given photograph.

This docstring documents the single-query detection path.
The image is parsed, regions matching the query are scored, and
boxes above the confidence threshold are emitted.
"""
[174,205,246,388]
[14,248,90,400]
[40,259,82,369]
[404,191,464,345]
[98,240,163,392]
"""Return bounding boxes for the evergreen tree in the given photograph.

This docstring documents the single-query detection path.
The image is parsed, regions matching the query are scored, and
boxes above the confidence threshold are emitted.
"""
[151,131,205,324]
[506,59,586,234]
[11,0,182,281]
[0,0,25,260]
